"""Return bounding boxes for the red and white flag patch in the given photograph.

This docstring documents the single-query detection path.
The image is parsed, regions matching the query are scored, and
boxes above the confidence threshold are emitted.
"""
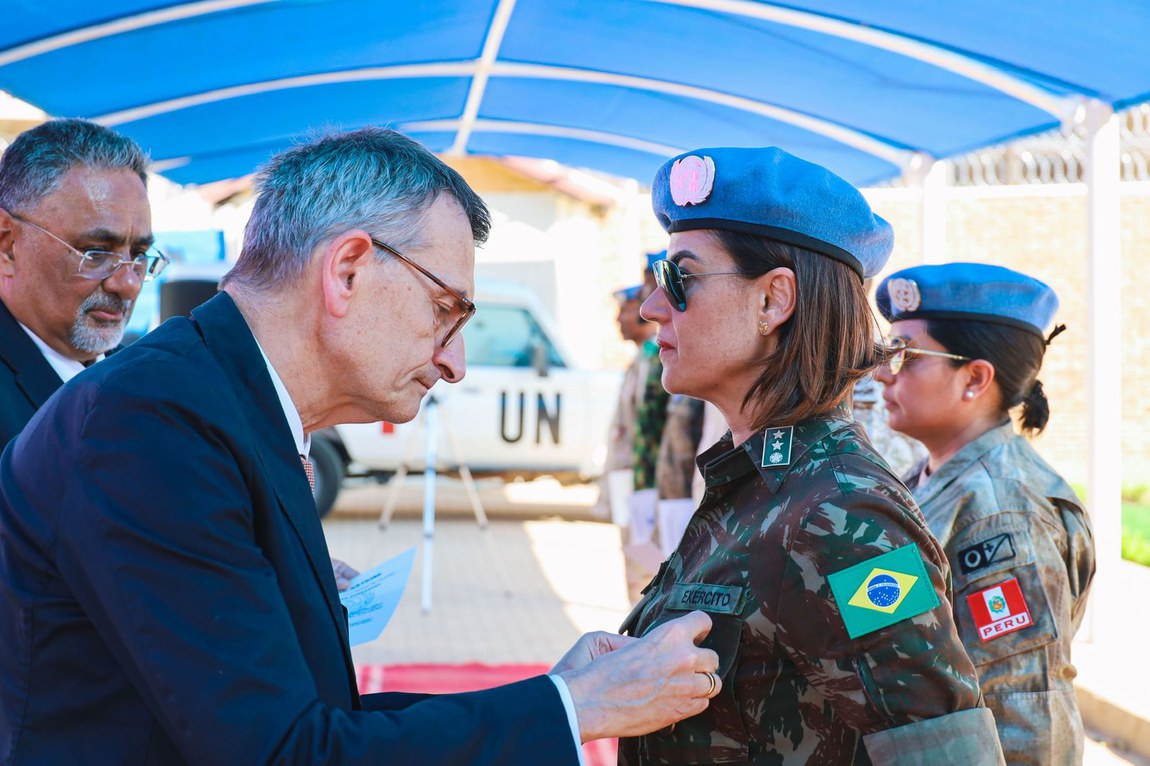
[966,577,1033,642]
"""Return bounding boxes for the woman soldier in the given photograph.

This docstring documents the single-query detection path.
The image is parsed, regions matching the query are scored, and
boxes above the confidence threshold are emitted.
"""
[618,147,1004,765]
[874,262,1095,764]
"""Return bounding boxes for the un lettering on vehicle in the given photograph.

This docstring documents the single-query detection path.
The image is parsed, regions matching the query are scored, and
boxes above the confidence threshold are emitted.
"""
[500,391,562,444]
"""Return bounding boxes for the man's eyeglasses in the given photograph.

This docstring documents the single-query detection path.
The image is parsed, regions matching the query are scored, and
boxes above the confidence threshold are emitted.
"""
[652,258,743,311]
[883,338,971,375]
[371,238,476,348]
[10,212,168,282]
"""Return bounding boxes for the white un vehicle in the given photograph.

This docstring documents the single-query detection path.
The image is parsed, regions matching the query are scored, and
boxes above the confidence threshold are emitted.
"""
[309,279,622,515]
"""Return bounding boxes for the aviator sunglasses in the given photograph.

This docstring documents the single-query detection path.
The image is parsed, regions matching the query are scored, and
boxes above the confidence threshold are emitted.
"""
[652,258,743,311]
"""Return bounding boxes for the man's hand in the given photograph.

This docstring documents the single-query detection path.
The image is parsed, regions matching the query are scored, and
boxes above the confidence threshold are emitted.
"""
[550,631,635,675]
[331,558,359,591]
[558,610,720,742]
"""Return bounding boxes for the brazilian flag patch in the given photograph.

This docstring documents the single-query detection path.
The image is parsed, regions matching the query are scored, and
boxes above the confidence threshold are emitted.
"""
[826,544,940,639]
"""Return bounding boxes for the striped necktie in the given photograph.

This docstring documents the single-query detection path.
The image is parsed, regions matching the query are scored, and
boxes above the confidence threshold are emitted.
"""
[300,455,316,493]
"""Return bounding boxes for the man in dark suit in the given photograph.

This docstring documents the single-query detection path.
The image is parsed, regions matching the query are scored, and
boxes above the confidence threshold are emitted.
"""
[0,119,363,590]
[0,126,720,764]
[0,119,157,446]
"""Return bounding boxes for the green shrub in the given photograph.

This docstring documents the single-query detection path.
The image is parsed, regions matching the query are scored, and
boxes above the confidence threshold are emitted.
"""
[1123,484,1148,504]
[1122,501,1150,567]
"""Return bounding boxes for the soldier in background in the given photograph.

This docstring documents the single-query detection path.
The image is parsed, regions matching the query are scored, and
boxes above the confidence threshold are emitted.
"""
[851,277,926,477]
[651,393,706,559]
[598,281,656,518]
[596,260,664,604]
[619,146,1003,764]
[620,252,672,603]
[875,262,1094,765]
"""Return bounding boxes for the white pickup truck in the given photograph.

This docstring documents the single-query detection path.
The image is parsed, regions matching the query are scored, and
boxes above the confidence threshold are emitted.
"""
[309,279,622,515]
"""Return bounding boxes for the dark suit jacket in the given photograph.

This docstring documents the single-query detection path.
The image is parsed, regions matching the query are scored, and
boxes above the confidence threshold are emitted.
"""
[0,298,64,447]
[0,293,577,765]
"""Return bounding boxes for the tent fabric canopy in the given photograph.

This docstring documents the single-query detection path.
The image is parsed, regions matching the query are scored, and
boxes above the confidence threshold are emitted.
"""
[1,0,1148,187]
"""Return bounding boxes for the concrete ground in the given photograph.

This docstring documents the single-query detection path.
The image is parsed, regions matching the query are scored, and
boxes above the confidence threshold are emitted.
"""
[324,477,1150,765]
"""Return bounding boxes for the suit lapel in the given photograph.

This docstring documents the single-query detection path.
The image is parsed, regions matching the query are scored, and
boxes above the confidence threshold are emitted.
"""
[189,294,357,674]
[0,298,65,409]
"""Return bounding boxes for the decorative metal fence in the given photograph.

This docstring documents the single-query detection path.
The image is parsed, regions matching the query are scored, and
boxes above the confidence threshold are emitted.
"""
[948,103,1150,185]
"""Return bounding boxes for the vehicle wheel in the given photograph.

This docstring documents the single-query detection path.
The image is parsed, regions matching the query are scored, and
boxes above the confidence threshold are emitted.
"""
[309,437,344,517]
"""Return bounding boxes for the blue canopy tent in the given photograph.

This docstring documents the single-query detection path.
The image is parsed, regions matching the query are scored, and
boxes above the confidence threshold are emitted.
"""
[0,1,1147,186]
[1,0,1146,629]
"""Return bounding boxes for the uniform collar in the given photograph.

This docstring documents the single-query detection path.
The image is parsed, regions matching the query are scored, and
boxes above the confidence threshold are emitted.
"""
[699,403,856,494]
[911,420,1015,508]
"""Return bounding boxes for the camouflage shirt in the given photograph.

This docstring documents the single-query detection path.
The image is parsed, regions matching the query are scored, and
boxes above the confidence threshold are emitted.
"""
[904,422,1095,765]
[655,395,706,501]
[619,407,1003,765]
[633,340,669,490]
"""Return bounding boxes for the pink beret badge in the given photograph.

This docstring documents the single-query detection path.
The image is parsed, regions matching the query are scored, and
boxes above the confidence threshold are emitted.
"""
[669,155,715,206]
[887,278,921,312]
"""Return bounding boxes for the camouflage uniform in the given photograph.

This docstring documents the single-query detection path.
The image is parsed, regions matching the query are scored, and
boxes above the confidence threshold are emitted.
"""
[904,422,1095,765]
[633,339,670,491]
[603,345,655,474]
[619,406,1003,765]
[655,395,706,501]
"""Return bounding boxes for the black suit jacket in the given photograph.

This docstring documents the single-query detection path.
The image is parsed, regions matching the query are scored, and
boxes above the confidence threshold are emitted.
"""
[0,298,64,446]
[0,293,577,765]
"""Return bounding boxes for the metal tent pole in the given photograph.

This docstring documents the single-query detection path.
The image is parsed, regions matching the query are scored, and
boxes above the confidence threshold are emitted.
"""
[1082,98,1122,641]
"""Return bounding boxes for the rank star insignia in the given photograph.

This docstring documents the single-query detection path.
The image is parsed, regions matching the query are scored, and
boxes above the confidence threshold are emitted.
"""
[761,426,793,469]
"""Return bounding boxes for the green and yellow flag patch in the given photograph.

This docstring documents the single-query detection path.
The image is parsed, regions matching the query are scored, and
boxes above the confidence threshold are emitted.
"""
[827,544,940,639]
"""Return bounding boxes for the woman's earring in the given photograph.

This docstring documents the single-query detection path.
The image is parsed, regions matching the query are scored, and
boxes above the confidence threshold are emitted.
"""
[758,321,770,336]
[963,390,974,400]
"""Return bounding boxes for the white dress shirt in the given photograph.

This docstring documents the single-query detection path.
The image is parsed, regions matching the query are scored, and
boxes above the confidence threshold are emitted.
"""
[18,322,102,383]
[254,340,584,762]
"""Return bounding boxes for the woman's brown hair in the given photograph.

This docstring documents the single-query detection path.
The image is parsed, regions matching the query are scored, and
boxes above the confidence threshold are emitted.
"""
[925,319,1054,435]
[712,229,883,431]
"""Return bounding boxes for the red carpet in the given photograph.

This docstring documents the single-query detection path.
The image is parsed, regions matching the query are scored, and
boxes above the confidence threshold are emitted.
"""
[357,663,618,765]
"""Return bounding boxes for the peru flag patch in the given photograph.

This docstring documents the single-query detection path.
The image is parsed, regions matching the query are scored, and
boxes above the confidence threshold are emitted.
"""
[966,578,1033,642]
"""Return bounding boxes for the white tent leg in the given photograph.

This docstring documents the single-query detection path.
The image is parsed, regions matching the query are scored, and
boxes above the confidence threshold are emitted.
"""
[921,158,948,264]
[1082,98,1122,640]
[903,152,948,265]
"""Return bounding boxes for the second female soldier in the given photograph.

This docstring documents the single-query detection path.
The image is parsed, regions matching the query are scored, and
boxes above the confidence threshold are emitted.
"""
[875,263,1095,765]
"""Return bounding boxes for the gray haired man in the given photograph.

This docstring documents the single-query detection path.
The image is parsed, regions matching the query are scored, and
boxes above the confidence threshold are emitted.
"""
[0,126,720,764]
[0,118,165,445]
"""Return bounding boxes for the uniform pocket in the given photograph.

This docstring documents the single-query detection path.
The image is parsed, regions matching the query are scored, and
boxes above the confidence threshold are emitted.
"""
[640,614,750,764]
[987,688,1083,765]
[956,561,1058,665]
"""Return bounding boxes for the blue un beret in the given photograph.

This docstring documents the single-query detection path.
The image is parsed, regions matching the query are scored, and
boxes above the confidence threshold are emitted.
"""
[613,284,642,302]
[614,249,666,301]
[651,147,893,279]
[877,262,1059,338]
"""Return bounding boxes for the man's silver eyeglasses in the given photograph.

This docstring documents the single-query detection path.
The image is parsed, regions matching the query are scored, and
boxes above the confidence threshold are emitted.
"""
[11,212,168,282]
[371,238,476,348]
[883,337,971,375]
